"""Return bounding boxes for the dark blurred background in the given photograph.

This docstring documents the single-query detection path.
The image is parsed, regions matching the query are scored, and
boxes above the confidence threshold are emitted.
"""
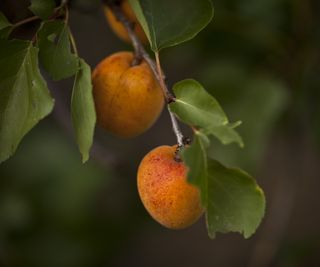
[0,0,320,266]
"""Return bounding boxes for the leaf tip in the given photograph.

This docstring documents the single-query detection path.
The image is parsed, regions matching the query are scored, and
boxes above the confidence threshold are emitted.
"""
[243,231,254,239]
[238,140,245,148]
[81,153,89,164]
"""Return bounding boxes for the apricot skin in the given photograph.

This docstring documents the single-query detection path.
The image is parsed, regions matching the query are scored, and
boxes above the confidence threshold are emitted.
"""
[92,51,164,138]
[104,1,148,44]
[137,145,203,229]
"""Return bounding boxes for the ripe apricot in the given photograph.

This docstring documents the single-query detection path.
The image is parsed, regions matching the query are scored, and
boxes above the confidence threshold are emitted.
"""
[137,145,203,229]
[92,51,164,138]
[104,1,148,44]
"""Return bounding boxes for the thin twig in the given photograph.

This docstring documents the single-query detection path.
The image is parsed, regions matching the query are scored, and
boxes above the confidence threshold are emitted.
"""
[12,4,67,29]
[103,0,186,151]
[105,1,143,65]
[64,3,70,23]
[156,53,185,149]
[69,32,78,56]
[169,112,184,146]
[12,15,40,29]
[154,52,175,103]
[68,29,78,55]
[64,6,79,56]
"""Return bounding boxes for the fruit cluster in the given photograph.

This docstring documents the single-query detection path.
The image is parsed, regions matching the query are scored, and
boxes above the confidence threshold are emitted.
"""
[93,1,203,229]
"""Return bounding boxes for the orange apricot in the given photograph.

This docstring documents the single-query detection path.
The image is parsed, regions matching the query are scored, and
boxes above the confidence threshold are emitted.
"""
[137,145,203,229]
[92,51,164,138]
[104,0,148,44]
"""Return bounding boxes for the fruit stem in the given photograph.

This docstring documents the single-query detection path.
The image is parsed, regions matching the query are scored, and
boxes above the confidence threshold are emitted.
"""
[155,52,185,151]
[154,52,176,103]
[64,5,79,56]
[104,0,143,65]
[68,28,78,56]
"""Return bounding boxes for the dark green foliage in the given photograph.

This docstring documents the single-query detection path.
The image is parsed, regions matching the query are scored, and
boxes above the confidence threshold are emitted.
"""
[0,39,54,163]
[129,0,213,51]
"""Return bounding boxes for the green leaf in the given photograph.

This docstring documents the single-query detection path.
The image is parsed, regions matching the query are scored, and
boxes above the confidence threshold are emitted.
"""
[0,11,12,39]
[203,124,243,147]
[200,61,288,172]
[181,129,265,239]
[181,130,209,205]
[170,79,243,146]
[0,27,12,39]
[0,39,54,163]
[37,20,79,81]
[71,59,96,163]
[29,0,56,20]
[206,158,265,239]
[129,0,213,51]
[0,11,11,30]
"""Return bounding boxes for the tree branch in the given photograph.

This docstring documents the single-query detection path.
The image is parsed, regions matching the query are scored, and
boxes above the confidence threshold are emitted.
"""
[155,52,185,153]
[103,0,186,151]
[12,4,67,29]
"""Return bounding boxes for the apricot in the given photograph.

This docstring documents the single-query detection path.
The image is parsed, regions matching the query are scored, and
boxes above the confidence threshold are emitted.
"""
[137,145,203,229]
[104,0,148,44]
[92,51,164,138]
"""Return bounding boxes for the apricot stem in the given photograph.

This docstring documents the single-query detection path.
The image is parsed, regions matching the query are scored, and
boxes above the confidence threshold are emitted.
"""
[64,6,79,56]
[68,28,78,56]
[104,0,143,65]
[154,52,175,103]
[155,52,185,150]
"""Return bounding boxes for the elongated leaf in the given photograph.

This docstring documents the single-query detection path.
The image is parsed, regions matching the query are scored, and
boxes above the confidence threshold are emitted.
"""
[181,131,209,205]
[129,0,213,51]
[0,39,54,163]
[71,59,96,163]
[29,0,56,20]
[206,158,265,239]
[170,79,243,146]
[37,20,79,81]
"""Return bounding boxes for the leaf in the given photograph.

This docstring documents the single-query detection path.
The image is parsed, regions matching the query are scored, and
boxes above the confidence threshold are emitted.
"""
[200,61,288,172]
[203,124,243,147]
[206,158,265,239]
[170,79,243,147]
[128,0,213,51]
[37,20,79,81]
[71,59,96,163]
[181,130,209,205]
[0,39,54,163]
[0,27,12,39]
[29,0,56,20]
[181,130,265,239]
[0,11,12,39]
[0,11,11,30]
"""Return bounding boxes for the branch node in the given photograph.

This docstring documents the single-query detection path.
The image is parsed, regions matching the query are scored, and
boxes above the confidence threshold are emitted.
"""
[174,146,183,162]
[182,137,191,145]
[166,93,176,104]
